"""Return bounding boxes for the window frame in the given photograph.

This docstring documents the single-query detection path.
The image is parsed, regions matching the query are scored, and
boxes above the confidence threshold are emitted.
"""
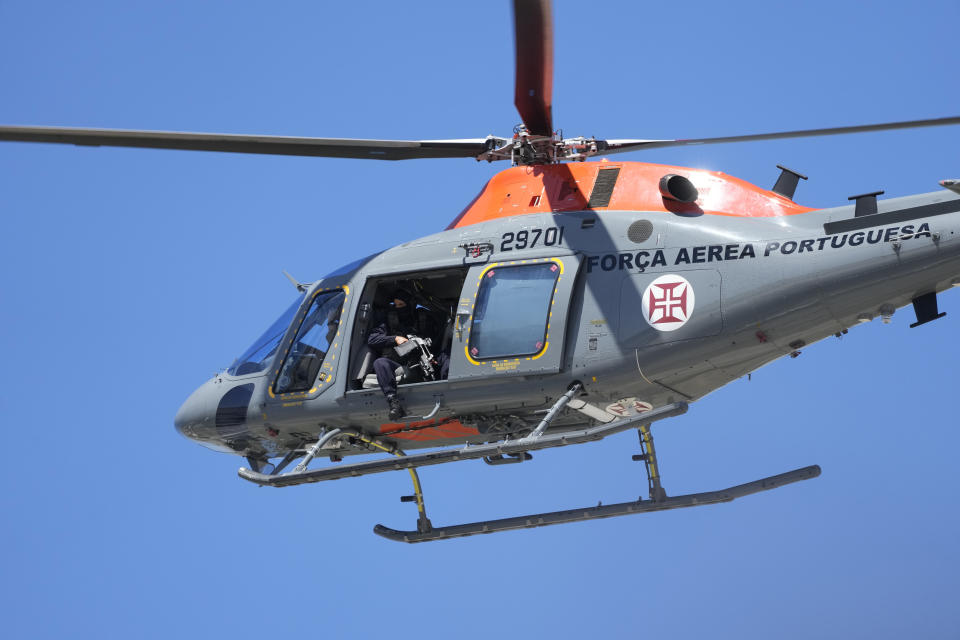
[269,285,349,399]
[465,260,563,363]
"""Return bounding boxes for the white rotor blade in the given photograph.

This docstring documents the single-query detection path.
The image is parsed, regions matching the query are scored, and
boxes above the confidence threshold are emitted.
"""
[0,126,505,161]
[600,116,960,155]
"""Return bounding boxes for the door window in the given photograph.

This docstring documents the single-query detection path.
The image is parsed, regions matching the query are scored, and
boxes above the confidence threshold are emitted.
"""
[468,262,560,359]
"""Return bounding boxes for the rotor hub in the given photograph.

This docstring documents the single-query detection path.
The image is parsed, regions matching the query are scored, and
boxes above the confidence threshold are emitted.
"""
[476,125,608,166]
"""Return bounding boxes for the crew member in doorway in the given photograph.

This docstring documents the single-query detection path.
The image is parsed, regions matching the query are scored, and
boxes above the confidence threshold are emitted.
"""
[367,289,419,420]
[368,288,453,420]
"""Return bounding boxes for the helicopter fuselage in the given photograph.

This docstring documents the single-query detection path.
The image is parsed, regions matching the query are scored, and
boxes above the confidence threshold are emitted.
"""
[174,161,960,464]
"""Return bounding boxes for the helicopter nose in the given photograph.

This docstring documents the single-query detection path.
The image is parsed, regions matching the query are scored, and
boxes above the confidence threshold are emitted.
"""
[174,377,259,451]
[174,379,218,440]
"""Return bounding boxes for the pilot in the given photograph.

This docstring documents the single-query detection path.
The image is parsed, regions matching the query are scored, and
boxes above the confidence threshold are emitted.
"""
[367,288,419,420]
[324,306,342,347]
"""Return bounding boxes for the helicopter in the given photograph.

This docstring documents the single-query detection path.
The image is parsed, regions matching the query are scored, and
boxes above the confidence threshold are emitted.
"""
[2,0,958,543]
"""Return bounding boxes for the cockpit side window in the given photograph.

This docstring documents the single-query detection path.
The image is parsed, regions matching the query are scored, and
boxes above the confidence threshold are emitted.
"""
[468,262,560,359]
[274,289,346,394]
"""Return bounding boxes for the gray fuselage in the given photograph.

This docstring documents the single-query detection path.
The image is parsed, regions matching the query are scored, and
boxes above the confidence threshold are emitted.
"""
[174,187,960,463]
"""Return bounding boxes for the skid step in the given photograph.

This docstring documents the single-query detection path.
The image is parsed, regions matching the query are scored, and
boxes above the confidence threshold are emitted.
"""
[374,465,821,543]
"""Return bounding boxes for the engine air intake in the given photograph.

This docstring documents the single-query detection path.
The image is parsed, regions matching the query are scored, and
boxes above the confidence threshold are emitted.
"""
[659,174,698,203]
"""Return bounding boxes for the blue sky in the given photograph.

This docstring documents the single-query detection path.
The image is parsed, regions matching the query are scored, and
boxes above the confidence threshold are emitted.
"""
[1,1,958,638]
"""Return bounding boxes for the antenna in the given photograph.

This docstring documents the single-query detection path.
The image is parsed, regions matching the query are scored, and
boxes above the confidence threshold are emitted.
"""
[282,270,308,292]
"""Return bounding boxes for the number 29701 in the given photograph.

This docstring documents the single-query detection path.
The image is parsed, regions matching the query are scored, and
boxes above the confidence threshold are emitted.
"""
[500,226,565,252]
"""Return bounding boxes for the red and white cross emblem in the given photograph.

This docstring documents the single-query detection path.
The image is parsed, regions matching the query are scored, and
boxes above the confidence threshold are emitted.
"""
[641,274,696,332]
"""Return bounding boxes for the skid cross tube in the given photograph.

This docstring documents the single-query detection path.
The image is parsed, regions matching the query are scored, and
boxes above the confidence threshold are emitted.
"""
[373,465,822,543]
[524,381,583,440]
[238,402,689,487]
[293,428,342,473]
[349,431,433,534]
[637,424,666,502]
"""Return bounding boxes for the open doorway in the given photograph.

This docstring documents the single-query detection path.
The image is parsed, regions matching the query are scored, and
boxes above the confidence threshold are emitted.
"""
[347,267,468,392]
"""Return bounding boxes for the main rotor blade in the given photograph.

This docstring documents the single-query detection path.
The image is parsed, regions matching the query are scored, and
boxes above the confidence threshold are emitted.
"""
[513,0,553,136]
[601,116,960,155]
[0,126,501,160]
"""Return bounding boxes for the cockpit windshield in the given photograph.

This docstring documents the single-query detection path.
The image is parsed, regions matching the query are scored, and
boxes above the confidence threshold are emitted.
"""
[228,294,305,376]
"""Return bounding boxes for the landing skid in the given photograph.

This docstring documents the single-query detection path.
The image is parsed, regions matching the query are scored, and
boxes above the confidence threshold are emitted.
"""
[374,465,821,543]
[239,390,820,542]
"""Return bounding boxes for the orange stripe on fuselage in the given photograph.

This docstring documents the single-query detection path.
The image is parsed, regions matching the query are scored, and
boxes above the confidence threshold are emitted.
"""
[446,161,815,229]
[379,419,480,442]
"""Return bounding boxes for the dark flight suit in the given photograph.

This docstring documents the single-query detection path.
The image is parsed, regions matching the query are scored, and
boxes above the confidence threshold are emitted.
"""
[367,307,450,398]
[367,311,416,398]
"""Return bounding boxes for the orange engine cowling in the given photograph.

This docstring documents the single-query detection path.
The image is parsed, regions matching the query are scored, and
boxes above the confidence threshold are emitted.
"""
[446,161,815,229]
